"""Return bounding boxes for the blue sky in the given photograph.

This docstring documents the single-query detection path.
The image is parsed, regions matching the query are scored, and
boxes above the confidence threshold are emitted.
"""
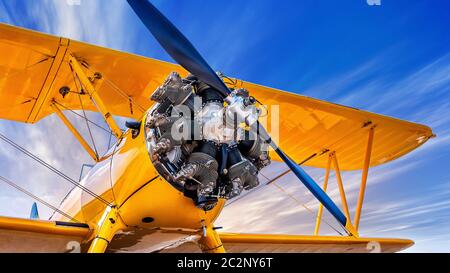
[0,0,450,252]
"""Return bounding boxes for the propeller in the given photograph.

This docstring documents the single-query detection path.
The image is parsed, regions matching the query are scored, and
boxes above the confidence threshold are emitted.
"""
[127,0,354,234]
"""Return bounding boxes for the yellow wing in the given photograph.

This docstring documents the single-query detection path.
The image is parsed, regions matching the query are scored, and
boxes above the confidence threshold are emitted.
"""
[243,81,434,170]
[0,23,434,170]
[0,216,91,253]
[162,233,414,253]
[0,23,186,124]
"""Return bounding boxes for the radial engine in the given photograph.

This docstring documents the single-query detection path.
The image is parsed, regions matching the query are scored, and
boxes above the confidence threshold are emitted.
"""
[145,72,271,210]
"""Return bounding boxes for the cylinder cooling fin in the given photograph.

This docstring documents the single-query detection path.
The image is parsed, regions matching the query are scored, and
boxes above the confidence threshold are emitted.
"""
[145,72,271,211]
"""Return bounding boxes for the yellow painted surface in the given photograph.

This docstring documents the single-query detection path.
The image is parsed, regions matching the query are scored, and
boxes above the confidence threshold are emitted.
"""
[314,155,331,235]
[199,225,226,253]
[162,233,414,253]
[68,55,123,138]
[355,127,375,230]
[218,233,413,253]
[110,114,226,230]
[0,216,90,237]
[52,114,226,236]
[219,232,413,245]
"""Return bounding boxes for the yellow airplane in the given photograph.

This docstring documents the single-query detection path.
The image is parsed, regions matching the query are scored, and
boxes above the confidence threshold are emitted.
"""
[0,1,434,253]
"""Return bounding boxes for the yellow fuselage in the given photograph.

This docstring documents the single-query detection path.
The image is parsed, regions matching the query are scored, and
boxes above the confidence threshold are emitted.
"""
[52,110,224,238]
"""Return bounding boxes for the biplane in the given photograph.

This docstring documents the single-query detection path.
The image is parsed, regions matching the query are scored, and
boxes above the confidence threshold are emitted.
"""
[0,0,434,253]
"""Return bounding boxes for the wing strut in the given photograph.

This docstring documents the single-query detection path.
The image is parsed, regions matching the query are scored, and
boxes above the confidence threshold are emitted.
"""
[51,102,100,162]
[68,55,123,138]
[354,126,375,230]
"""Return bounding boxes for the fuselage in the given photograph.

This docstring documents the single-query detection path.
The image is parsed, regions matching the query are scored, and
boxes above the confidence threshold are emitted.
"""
[51,109,225,238]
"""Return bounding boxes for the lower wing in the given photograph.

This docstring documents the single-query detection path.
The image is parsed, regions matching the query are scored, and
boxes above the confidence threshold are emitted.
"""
[0,215,413,253]
[162,233,413,253]
[0,216,91,253]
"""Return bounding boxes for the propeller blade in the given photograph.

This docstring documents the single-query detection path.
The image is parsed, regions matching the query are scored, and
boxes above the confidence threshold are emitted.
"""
[127,0,230,97]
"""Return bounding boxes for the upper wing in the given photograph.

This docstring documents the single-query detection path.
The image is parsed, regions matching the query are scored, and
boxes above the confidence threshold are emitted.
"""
[0,23,433,170]
[0,215,91,253]
[242,81,434,170]
[162,233,414,253]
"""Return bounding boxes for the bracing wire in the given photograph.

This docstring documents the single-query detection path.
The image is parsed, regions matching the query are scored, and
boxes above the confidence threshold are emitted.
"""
[270,181,345,236]
[68,62,126,132]
[77,93,99,158]
[83,65,147,114]
[107,130,113,151]
[257,172,345,236]
[229,163,349,235]
[103,77,147,113]
[225,153,318,207]
[0,175,81,223]
[69,64,101,159]
[53,101,113,135]
[226,121,367,207]
[0,132,111,206]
